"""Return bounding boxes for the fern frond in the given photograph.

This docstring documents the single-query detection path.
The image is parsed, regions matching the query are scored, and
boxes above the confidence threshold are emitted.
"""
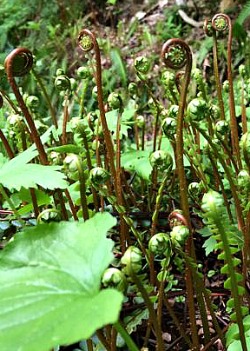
[235,0,250,26]
[201,190,248,348]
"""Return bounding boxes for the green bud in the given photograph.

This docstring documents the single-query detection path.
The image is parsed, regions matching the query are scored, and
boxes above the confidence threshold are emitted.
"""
[92,86,98,98]
[237,170,250,191]
[148,233,172,257]
[161,71,175,87]
[201,190,224,213]
[89,167,110,186]
[136,115,145,128]
[91,139,100,151]
[128,82,138,96]
[192,68,203,82]
[70,117,87,134]
[55,75,71,91]
[56,68,65,76]
[204,19,214,37]
[79,34,94,52]
[63,154,79,173]
[121,246,143,275]
[239,64,246,78]
[134,56,151,74]
[149,150,173,170]
[70,77,77,91]
[107,92,122,110]
[187,98,208,122]
[162,117,177,139]
[147,97,155,110]
[7,114,23,127]
[240,132,250,163]
[48,151,62,165]
[213,14,228,32]
[209,104,220,120]
[168,105,179,118]
[77,66,91,79]
[26,95,39,110]
[170,225,189,246]
[188,182,203,199]
[102,268,127,292]
[223,80,229,93]
[215,120,229,136]
[168,209,184,229]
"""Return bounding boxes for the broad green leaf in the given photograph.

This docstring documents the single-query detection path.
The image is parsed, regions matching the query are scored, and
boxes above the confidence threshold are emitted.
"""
[17,188,51,215]
[0,162,67,190]
[227,336,250,351]
[0,213,123,351]
[0,126,67,191]
[121,149,152,180]
[106,110,131,138]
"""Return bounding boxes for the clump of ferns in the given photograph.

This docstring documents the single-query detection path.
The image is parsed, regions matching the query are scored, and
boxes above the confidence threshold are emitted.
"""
[201,190,249,350]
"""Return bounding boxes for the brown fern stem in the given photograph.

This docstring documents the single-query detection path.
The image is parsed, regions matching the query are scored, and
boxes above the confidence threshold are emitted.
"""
[161,38,199,350]
[5,48,48,165]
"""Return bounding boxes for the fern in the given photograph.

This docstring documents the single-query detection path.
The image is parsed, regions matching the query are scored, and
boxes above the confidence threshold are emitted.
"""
[235,0,250,26]
[233,0,250,43]
[201,190,249,349]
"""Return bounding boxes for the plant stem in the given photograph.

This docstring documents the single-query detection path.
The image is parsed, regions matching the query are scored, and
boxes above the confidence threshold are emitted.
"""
[212,33,226,120]
[212,14,241,169]
[114,321,140,351]
[0,129,14,159]
[0,184,23,222]
[62,94,69,145]
[130,270,164,351]
[162,38,199,350]
[32,68,58,128]
[213,212,247,350]
[75,156,89,220]
[5,48,48,165]
[78,30,118,196]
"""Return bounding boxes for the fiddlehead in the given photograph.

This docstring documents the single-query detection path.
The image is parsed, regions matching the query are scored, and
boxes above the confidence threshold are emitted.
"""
[5,48,33,77]
[162,39,199,349]
[4,48,48,165]
[161,39,192,227]
[77,30,117,192]
[204,18,226,123]
[78,29,129,252]
[212,14,242,169]
[211,13,229,33]
[78,32,94,52]
[161,39,190,70]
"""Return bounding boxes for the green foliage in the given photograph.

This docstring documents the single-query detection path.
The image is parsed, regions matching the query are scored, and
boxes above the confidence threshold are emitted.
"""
[0,213,123,351]
[0,147,67,191]
[110,48,128,87]
[202,191,248,347]
[1,4,250,350]
[121,149,152,180]
[234,0,250,27]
